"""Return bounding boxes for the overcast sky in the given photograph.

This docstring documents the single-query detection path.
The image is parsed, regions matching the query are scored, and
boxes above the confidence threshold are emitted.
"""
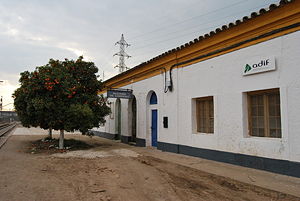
[0,0,278,110]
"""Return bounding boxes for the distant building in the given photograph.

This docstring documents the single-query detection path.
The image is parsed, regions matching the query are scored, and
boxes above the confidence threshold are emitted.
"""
[93,0,300,177]
[0,111,18,123]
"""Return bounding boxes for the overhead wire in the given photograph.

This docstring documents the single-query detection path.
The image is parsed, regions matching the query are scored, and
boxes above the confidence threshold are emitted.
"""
[130,1,277,51]
[127,0,248,41]
[108,0,279,76]
[129,1,278,60]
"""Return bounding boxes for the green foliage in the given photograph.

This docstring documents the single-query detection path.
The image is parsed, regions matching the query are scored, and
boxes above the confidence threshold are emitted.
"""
[65,104,94,134]
[13,56,111,133]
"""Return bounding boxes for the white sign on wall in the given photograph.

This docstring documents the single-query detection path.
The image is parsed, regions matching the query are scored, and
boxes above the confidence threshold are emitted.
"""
[243,56,276,76]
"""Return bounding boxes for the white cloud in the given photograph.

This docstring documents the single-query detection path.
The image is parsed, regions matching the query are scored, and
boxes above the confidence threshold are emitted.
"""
[60,46,93,61]
[5,27,19,36]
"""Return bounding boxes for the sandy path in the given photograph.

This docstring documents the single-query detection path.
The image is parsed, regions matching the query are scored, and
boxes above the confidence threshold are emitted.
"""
[0,135,299,201]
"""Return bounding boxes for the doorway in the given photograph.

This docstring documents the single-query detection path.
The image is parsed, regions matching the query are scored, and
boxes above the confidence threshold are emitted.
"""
[130,96,137,142]
[151,109,158,147]
[149,91,158,147]
[115,98,121,140]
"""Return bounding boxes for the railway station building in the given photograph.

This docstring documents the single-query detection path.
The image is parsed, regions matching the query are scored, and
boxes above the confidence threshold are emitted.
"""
[92,0,300,177]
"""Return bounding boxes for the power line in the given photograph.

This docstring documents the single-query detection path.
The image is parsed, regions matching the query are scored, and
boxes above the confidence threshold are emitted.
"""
[130,2,277,51]
[102,0,278,76]
[127,0,248,41]
[130,2,277,56]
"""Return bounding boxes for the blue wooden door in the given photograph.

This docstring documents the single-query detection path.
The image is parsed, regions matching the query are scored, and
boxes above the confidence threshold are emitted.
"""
[151,109,158,147]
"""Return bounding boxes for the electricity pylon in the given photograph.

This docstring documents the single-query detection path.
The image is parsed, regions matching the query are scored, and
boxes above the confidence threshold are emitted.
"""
[113,34,131,73]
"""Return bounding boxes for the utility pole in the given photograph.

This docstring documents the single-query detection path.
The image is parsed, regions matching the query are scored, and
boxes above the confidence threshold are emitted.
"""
[0,96,2,111]
[113,34,131,73]
[0,81,3,111]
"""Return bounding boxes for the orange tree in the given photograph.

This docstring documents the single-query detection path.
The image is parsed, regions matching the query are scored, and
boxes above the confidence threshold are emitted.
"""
[13,57,110,149]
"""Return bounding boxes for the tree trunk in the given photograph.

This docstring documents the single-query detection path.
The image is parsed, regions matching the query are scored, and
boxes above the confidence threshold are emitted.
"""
[48,128,52,139]
[59,129,64,149]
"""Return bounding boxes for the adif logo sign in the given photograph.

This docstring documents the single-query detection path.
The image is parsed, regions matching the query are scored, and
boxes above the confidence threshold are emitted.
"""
[244,64,252,73]
[243,57,276,76]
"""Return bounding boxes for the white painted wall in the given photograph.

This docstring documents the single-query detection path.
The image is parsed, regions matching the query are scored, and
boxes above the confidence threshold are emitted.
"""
[97,31,300,162]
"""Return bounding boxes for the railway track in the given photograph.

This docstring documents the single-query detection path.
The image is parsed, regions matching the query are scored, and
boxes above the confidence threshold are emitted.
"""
[0,122,17,148]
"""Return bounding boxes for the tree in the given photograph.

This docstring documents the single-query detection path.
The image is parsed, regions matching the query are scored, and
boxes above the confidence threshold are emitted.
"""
[13,57,110,149]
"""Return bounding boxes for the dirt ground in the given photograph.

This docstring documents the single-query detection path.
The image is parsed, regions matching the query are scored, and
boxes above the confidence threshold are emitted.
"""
[0,134,300,201]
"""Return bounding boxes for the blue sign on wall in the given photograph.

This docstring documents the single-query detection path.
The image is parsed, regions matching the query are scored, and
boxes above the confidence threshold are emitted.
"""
[107,89,133,99]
